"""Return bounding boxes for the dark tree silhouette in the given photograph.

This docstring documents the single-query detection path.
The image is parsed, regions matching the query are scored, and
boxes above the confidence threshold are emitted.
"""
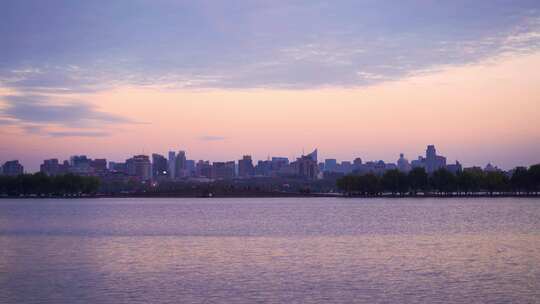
[0,173,100,197]
[529,164,540,194]
[457,170,482,195]
[483,171,509,195]
[408,167,428,195]
[381,169,409,195]
[430,169,457,195]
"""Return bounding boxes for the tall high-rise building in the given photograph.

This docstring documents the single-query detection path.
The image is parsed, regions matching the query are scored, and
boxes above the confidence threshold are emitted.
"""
[425,145,446,173]
[412,145,447,173]
[307,149,318,162]
[238,155,254,178]
[152,153,168,179]
[132,155,151,181]
[185,160,196,177]
[225,161,236,178]
[175,151,187,178]
[292,149,319,179]
[168,151,176,180]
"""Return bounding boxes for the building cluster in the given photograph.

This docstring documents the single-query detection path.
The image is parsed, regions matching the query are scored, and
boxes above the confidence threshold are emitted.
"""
[318,145,462,176]
[2,145,508,181]
[24,149,319,182]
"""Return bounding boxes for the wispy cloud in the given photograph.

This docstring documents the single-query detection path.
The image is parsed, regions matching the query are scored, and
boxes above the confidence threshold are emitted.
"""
[0,94,138,136]
[0,118,16,125]
[1,94,135,127]
[48,131,110,137]
[198,135,226,141]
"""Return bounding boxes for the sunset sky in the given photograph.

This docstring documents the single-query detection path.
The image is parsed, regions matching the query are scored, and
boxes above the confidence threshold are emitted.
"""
[1,1,540,171]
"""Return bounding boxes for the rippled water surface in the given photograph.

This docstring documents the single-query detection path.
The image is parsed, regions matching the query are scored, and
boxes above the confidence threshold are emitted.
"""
[1,197,539,303]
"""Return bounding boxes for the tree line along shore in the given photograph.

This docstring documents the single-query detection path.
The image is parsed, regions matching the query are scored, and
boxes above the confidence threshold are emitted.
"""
[337,166,540,196]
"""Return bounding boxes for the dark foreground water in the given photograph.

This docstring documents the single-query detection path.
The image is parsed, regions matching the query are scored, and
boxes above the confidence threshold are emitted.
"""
[1,198,539,304]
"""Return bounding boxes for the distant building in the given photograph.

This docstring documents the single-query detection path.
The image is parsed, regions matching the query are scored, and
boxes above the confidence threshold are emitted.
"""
[212,161,235,179]
[358,160,387,176]
[324,159,337,172]
[40,159,60,176]
[69,155,93,175]
[255,160,272,176]
[307,149,318,162]
[291,149,319,179]
[464,166,483,174]
[271,157,289,165]
[397,153,411,173]
[238,155,254,178]
[91,159,107,174]
[411,156,425,169]
[425,145,446,173]
[168,151,176,180]
[2,160,24,176]
[385,163,397,171]
[226,161,236,178]
[353,158,363,171]
[484,163,501,172]
[340,161,353,174]
[127,155,151,181]
[175,151,187,178]
[447,161,463,174]
[271,157,289,172]
[196,160,212,179]
[109,161,127,173]
[411,145,446,173]
[60,160,70,174]
[276,163,296,177]
[152,153,169,179]
[185,160,196,177]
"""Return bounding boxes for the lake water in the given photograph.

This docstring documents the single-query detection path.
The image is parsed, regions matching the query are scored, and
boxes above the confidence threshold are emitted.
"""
[1,197,539,304]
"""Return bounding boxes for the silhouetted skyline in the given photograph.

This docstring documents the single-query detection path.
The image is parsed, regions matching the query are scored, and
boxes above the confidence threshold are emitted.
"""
[0,145,520,177]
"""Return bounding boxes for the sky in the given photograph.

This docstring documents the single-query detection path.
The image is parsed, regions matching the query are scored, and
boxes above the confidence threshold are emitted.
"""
[1,0,540,172]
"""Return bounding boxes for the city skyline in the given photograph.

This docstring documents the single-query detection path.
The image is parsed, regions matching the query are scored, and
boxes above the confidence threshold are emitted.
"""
[0,141,535,173]
[0,144,518,176]
[1,1,540,171]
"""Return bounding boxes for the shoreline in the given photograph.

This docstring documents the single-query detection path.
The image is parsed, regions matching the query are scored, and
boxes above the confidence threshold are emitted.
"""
[1,193,539,199]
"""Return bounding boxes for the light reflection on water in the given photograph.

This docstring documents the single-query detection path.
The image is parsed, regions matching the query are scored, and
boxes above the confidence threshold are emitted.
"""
[1,198,539,303]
